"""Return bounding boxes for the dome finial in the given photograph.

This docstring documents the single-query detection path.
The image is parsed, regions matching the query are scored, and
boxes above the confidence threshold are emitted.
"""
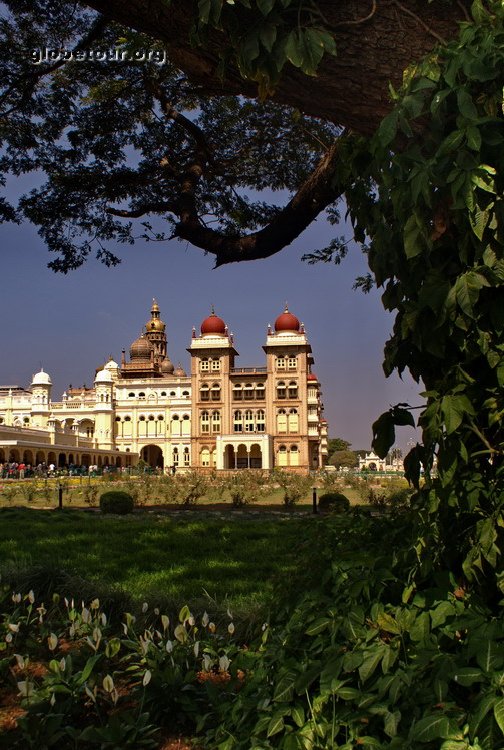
[211,303,215,315]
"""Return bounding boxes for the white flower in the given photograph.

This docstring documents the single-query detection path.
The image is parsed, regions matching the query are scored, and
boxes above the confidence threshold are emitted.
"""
[142,602,148,613]
[142,669,152,687]
[228,622,235,635]
[48,633,58,651]
[202,611,209,627]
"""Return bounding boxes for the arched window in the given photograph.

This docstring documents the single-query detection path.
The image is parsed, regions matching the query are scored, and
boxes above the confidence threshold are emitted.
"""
[171,414,181,436]
[255,383,265,400]
[138,391,145,399]
[158,414,164,421]
[148,415,155,421]
[288,408,299,433]
[170,391,176,396]
[276,381,286,399]
[277,409,287,433]
[290,444,299,466]
[233,383,243,401]
[243,383,254,400]
[278,444,288,467]
[173,447,179,466]
[276,355,286,370]
[182,414,191,435]
[200,411,210,433]
[200,384,209,401]
[200,357,210,372]
[211,383,221,401]
[160,391,167,397]
[182,390,189,397]
[233,410,243,433]
[183,447,190,466]
[115,416,121,422]
[201,447,210,467]
[128,392,135,398]
[257,409,266,432]
[288,381,298,399]
[211,411,221,433]
[244,410,254,432]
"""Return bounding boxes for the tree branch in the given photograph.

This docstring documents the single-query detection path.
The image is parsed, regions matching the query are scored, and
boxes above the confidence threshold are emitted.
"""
[173,139,344,266]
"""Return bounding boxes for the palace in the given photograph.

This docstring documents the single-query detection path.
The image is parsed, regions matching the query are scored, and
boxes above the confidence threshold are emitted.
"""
[0,302,328,472]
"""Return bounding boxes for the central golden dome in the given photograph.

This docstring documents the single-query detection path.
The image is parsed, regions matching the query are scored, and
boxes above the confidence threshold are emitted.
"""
[130,334,153,361]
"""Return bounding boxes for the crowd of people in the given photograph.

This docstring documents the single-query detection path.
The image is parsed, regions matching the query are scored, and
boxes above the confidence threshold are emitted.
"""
[0,462,124,479]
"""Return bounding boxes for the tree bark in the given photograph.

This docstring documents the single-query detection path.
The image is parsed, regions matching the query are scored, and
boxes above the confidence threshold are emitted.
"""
[79,0,467,134]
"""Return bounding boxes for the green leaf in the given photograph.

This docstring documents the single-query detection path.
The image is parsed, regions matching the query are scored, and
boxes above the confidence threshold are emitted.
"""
[452,667,485,686]
[372,413,395,459]
[267,714,285,738]
[273,670,296,702]
[494,698,504,734]
[285,30,304,68]
[259,22,277,52]
[441,394,474,434]
[359,647,385,683]
[410,715,452,743]
[477,640,504,672]
[257,0,275,15]
[305,617,331,636]
[457,89,478,120]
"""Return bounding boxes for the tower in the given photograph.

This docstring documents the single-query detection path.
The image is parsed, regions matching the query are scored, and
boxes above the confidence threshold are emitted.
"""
[94,368,114,450]
[30,369,52,429]
[144,299,167,363]
[187,308,237,468]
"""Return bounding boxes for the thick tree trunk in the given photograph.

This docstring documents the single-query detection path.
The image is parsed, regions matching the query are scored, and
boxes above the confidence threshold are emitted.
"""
[80,0,467,134]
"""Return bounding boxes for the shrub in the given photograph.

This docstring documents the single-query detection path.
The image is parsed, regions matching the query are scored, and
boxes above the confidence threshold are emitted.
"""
[318,491,350,513]
[99,490,134,515]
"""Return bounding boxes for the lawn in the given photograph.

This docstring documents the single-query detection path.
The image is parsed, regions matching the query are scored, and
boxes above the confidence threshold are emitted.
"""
[0,507,312,618]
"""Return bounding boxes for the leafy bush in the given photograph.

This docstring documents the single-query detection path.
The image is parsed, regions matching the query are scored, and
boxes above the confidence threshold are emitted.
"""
[318,491,350,513]
[271,470,313,507]
[99,491,134,515]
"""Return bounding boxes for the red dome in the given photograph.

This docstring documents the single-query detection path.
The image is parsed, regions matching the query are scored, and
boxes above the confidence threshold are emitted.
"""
[275,306,300,332]
[201,311,226,336]
[307,373,318,381]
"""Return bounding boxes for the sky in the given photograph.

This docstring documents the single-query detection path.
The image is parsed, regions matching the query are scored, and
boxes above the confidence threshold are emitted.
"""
[0,189,422,452]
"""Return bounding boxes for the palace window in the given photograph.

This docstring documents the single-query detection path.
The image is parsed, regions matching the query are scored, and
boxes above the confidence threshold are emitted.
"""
[277,409,287,433]
[233,384,243,401]
[276,355,286,370]
[183,447,190,466]
[138,392,145,399]
[288,381,298,399]
[160,391,167,397]
[211,411,221,433]
[233,410,243,433]
[200,358,210,372]
[244,410,254,432]
[255,383,265,400]
[288,355,297,370]
[257,409,266,432]
[173,447,179,466]
[200,411,210,433]
[276,381,286,399]
[211,358,220,371]
[243,383,254,400]
[200,384,210,401]
[278,444,288,467]
[288,408,299,433]
[128,392,135,398]
[201,447,210,467]
[211,383,221,401]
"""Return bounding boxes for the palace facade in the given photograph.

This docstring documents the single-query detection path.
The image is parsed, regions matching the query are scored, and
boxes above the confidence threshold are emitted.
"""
[0,302,328,472]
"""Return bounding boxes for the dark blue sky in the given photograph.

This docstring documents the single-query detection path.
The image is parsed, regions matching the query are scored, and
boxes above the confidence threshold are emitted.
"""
[0,200,421,450]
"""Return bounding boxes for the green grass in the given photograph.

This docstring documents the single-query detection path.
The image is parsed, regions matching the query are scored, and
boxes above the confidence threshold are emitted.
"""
[0,507,311,617]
